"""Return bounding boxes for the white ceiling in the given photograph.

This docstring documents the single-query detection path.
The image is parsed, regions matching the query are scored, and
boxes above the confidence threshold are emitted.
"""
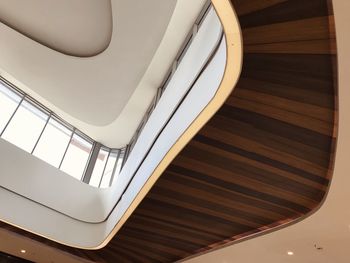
[0,0,112,57]
[0,0,207,147]
[184,1,350,262]
[0,0,177,127]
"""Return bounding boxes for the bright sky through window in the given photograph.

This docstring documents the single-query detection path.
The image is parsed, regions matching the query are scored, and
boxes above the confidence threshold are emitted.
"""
[0,79,125,187]
[33,118,72,167]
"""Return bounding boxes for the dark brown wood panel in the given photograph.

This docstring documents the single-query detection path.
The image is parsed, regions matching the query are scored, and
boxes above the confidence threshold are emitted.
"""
[0,0,338,262]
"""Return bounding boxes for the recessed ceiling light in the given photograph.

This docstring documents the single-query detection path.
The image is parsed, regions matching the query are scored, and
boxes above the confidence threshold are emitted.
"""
[20,249,26,254]
[287,251,294,256]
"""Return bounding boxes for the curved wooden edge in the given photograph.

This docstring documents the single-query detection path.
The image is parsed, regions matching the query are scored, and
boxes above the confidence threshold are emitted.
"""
[0,0,243,250]
[178,128,339,262]
[93,0,243,250]
[176,5,339,262]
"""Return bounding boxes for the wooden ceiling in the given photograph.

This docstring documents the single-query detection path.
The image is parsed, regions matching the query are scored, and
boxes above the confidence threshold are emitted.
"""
[0,251,32,263]
[0,0,337,262]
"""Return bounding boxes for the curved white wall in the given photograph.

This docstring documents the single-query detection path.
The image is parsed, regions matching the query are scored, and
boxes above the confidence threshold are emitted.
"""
[0,0,113,57]
[0,35,227,247]
[0,0,207,147]
[0,4,243,248]
[0,7,223,223]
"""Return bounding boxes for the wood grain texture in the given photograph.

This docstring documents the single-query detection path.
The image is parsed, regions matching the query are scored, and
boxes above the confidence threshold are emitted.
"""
[0,0,338,262]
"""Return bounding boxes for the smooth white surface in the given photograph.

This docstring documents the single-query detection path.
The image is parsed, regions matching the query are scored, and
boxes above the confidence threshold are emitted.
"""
[0,0,176,129]
[0,83,21,132]
[0,139,106,222]
[0,8,238,247]
[105,8,223,211]
[33,118,73,168]
[2,101,48,153]
[184,1,350,263]
[111,38,227,240]
[0,0,207,147]
[0,8,223,223]
[0,0,112,56]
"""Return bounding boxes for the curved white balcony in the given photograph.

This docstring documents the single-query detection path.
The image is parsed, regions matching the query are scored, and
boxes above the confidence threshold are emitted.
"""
[0,1,242,249]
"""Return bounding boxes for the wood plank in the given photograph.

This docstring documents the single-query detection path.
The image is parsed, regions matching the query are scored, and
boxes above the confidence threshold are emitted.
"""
[242,16,335,45]
[233,88,334,122]
[201,123,331,174]
[244,38,336,54]
[0,1,337,262]
[232,0,287,16]
[238,0,331,28]
[236,77,335,109]
[226,96,333,136]
[176,153,322,207]
[190,140,328,191]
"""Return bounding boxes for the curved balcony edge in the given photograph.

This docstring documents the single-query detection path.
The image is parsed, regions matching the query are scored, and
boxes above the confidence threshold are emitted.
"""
[0,0,243,249]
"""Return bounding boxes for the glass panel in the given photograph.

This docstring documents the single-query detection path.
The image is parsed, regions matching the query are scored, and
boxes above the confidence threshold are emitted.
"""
[60,134,92,180]
[33,118,72,167]
[0,82,22,133]
[114,153,124,178]
[89,148,109,187]
[100,152,118,188]
[2,100,48,152]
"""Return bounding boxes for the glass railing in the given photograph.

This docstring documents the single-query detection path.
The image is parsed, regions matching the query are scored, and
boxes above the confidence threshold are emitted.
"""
[0,78,125,188]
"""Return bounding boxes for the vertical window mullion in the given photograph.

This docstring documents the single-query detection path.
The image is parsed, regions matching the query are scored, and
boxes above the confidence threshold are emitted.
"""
[31,113,51,154]
[121,145,129,169]
[81,141,99,182]
[108,149,121,187]
[0,95,25,137]
[58,128,75,169]
[99,150,111,187]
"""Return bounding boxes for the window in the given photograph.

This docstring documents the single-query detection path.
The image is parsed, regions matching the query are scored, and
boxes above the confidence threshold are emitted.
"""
[100,151,118,188]
[0,83,22,133]
[0,79,127,187]
[2,100,49,153]
[33,118,72,167]
[60,134,93,180]
[114,150,124,178]
[89,148,109,187]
